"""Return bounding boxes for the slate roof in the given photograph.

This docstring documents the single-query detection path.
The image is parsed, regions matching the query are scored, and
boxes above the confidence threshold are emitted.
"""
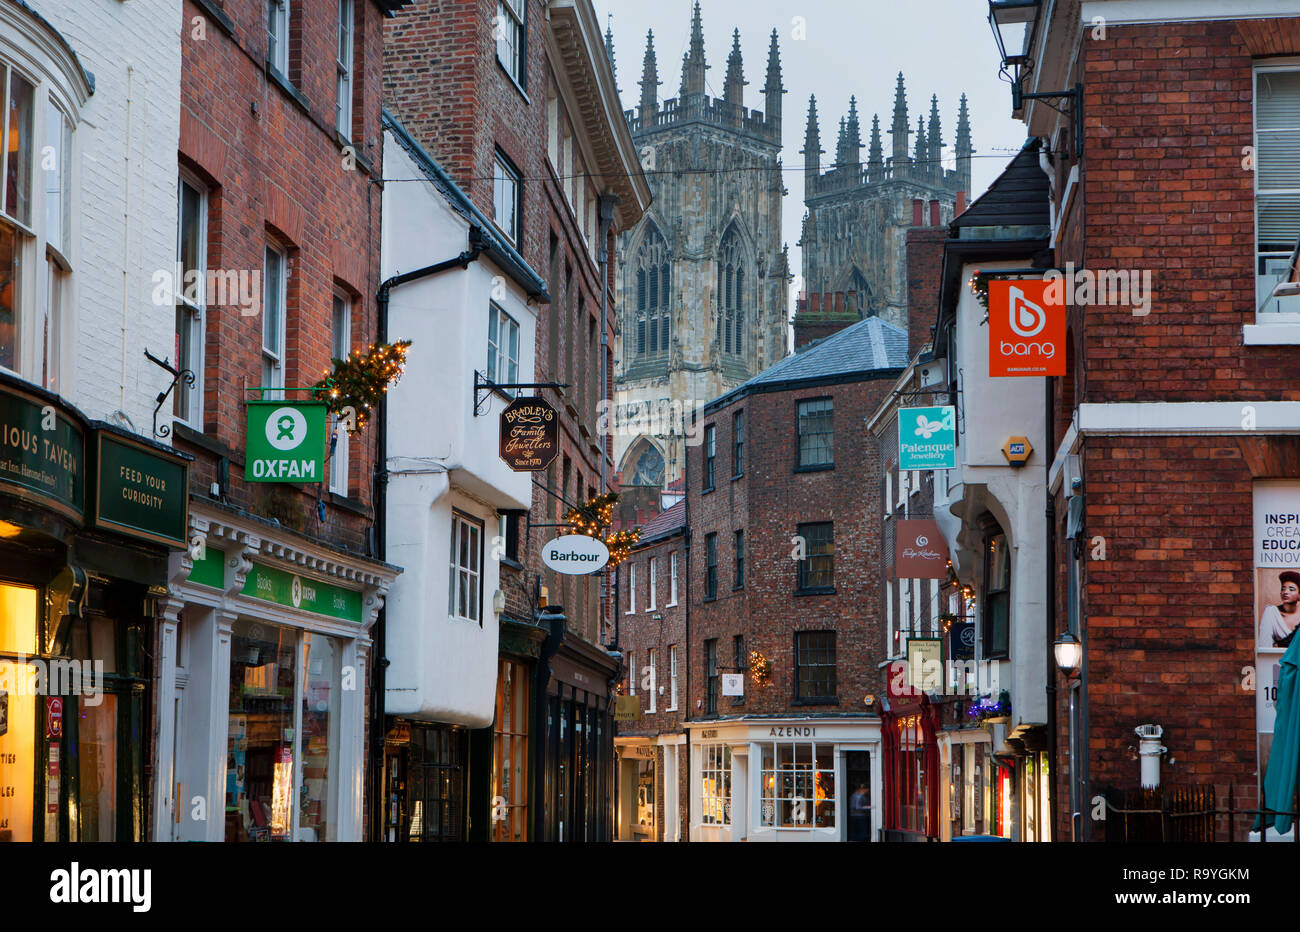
[949,137,1050,234]
[639,500,686,543]
[707,315,909,413]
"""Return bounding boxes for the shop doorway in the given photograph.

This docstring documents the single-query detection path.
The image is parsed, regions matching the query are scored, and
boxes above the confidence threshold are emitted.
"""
[844,751,872,842]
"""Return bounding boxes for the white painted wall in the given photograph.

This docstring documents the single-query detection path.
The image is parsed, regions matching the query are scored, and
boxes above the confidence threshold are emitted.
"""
[936,260,1049,728]
[33,0,180,430]
[381,131,538,726]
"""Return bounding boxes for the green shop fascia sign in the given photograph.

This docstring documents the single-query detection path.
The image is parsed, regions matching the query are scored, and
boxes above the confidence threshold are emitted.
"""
[242,562,363,623]
[0,381,84,519]
[245,401,327,484]
[93,431,189,548]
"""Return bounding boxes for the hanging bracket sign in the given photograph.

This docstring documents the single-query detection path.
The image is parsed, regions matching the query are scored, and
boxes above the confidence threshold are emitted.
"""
[499,396,559,472]
[541,534,610,575]
[245,401,327,484]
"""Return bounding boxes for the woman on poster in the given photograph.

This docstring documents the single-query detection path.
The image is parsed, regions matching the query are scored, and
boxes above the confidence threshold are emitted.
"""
[1259,571,1300,649]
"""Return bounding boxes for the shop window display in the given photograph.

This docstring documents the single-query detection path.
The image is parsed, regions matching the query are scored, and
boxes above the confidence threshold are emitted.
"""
[759,742,836,828]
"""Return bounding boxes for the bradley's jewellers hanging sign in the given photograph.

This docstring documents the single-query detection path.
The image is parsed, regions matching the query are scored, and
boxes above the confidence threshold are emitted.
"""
[0,382,84,519]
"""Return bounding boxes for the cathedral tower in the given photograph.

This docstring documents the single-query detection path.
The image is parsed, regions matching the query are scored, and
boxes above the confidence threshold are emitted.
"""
[799,73,973,335]
[610,4,788,496]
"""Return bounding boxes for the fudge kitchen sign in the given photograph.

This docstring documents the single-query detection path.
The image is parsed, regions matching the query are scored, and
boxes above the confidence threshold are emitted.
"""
[895,519,950,578]
[988,280,1065,377]
[542,534,610,575]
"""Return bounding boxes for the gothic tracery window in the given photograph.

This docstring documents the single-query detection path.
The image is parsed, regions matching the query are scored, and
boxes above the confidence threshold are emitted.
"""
[634,225,671,359]
[717,226,747,356]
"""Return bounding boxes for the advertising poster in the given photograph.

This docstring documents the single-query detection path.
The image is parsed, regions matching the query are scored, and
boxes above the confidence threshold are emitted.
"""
[1253,481,1300,778]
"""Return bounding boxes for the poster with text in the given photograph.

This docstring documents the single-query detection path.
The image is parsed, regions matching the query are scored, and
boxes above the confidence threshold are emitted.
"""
[1253,481,1300,777]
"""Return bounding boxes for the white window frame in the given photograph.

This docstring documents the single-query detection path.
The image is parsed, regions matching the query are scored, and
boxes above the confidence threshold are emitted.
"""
[174,172,207,426]
[262,245,287,399]
[627,650,635,695]
[1254,60,1300,324]
[487,302,520,396]
[626,563,637,614]
[329,291,351,496]
[0,62,36,378]
[668,644,678,710]
[668,551,678,606]
[647,648,656,713]
[493,153,521,245]
[448,511,484,624]
[336,0,354,138]
[267,0,289,75]
[647,557,657,611]
[696,743,732,826]
[757,741,837,829]
[496,0,525,87]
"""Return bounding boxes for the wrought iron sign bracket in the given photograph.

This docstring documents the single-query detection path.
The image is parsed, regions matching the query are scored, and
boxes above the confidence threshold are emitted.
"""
[474,370,569,417]
[145,348,195,439]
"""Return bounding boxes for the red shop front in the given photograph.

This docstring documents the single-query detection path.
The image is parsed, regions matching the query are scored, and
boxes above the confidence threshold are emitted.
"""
[881,696,942,841]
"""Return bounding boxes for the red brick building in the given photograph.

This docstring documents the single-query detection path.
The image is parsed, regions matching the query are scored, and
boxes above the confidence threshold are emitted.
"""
[162,0,408,842]
[611,502,688,841]
[989,0,1300,841]
[383,0,648,842]
[667,315,908,842]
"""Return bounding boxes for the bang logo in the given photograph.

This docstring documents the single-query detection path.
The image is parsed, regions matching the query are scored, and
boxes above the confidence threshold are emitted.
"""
[989,279,1066,377]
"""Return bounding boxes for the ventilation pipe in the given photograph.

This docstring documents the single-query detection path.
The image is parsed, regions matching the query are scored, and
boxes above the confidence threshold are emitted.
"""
[1135,724,1166,789]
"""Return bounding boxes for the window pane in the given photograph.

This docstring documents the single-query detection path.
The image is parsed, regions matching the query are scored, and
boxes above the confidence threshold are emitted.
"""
[6,71,34,224]
[263,248,282,353]
[44,103,69,252]
[227,619,297,841]
[0,222,19,371]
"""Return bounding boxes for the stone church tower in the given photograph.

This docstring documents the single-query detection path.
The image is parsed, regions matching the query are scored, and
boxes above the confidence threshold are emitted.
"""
[608,3,788,496]
[797,75,973,340]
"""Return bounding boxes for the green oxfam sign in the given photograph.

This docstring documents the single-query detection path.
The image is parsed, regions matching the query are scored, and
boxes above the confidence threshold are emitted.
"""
[898,406,956,470]
[245,401,327,483]
[242,563,363,623]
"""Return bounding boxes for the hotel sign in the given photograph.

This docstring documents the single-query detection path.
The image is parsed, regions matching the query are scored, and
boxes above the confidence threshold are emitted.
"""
[499,397,559,472]
[93,431,189,548]
[0,383,83,519]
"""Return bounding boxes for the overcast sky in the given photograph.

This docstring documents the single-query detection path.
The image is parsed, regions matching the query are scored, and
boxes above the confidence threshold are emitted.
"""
[593,0,1028,308]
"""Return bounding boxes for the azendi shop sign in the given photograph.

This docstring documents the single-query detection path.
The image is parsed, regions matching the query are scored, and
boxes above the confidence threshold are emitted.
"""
[0,383,84,518]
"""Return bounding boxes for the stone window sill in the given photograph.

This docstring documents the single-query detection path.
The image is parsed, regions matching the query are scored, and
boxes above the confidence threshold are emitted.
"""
[1244,323,1300,345]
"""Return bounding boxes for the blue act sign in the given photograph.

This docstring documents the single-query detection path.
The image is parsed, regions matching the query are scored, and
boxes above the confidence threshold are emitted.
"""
[898,406,956,470]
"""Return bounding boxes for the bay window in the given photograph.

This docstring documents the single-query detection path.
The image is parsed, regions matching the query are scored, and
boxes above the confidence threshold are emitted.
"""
[759,741,836,828]
[449,511,483,624]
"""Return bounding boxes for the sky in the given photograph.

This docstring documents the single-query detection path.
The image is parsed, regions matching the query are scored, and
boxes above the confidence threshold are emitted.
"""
[592,0,1029,310]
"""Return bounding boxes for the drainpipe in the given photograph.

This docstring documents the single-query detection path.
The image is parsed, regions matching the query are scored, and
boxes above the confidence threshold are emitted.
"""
[1045,373,1058,841]
[1135,724,1166,789]
[682,431,692,841]
[368,227,487,839]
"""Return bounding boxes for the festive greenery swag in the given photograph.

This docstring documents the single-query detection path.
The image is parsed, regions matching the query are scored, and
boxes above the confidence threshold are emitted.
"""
[564,492,642,570]
[967,269,992,309]
[311,340,412,432]
[749,650,773,686]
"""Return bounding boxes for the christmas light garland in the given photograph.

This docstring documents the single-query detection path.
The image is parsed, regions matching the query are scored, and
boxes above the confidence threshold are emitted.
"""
[311,340,412,432]
[563,492,641,569]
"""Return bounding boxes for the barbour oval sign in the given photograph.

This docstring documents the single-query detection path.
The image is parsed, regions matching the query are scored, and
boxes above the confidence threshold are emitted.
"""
[500,396,559,472]
[541,534,610,575]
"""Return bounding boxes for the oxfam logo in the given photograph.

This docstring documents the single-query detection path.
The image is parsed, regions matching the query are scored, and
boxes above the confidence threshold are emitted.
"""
[266,406,308,452]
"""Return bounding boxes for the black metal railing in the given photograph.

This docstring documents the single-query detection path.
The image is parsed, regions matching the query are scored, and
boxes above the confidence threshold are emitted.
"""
[1103,785,1300,843]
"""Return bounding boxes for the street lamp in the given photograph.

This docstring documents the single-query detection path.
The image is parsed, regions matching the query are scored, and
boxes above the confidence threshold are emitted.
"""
[1054,631,1082,677]
[988,0,1041,109]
